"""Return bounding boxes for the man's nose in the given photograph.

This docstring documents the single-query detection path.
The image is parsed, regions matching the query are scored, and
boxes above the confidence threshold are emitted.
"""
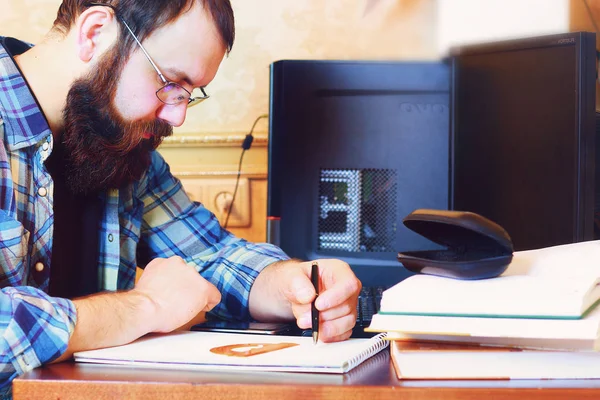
[156,102,188,127]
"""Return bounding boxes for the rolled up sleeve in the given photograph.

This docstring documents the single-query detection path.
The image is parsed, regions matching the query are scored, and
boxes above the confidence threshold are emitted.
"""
[137,152,290,321]
[0,287,76,396]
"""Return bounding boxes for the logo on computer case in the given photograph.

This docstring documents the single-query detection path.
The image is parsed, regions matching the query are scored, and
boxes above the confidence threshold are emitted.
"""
[556,38,575,45]
[399,103,448,113]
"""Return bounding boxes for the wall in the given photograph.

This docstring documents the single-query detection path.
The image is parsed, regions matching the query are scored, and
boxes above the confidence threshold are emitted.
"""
[181,0,437,135]
[437,0,570,56]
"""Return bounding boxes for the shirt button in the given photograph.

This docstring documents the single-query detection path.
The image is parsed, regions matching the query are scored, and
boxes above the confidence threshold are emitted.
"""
[42,142,49,151]
[108,234,114,242]
[38,187,48,197]
[35,262,44,272]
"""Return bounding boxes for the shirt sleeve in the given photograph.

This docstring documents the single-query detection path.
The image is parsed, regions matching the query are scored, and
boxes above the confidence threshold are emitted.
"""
[136,152,290,321]
[0,287,76,395]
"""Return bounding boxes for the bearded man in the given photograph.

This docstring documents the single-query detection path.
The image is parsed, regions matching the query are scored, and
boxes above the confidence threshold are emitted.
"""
[0,1,361,396]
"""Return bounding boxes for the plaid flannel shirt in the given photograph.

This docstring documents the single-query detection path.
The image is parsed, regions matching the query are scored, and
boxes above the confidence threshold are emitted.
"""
[0,37,289,398]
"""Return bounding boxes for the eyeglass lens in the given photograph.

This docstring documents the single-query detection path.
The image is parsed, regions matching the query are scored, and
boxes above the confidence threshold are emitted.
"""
[157,84,209,107]
[157,83,189,105]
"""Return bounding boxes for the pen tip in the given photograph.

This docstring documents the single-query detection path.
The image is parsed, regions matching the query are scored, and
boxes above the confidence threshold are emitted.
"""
[312,332,318,344]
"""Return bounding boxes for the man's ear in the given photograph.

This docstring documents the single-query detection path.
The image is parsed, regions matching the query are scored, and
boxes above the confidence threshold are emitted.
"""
[74,5,119,63]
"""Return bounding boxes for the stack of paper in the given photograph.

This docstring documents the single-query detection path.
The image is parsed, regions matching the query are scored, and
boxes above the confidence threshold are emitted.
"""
[366,240,600,379]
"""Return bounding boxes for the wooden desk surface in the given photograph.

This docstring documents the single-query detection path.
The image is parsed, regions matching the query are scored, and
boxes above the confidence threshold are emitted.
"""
[13,350,600,400]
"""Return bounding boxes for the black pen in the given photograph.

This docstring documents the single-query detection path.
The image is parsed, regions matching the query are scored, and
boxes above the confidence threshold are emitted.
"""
[311,262,319,345]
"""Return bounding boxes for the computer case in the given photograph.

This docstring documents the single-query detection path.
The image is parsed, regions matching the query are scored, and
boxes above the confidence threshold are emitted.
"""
[268,60,450,287]
[450,32,597,250]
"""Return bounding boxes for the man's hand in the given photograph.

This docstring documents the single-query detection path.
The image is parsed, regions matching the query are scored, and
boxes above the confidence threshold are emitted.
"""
[55,256,221,363]
[249,259,361,343]
[134,256,221,333]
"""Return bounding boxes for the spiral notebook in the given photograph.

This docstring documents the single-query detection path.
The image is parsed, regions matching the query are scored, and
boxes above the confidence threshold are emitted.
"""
[74,331,389,374]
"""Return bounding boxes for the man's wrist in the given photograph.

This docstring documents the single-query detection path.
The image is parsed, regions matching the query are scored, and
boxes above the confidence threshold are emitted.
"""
[249,259,303,321]
[127,288,160,335]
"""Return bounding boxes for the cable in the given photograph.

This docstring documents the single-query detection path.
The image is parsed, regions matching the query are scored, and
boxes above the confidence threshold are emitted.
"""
[223,114,269,229]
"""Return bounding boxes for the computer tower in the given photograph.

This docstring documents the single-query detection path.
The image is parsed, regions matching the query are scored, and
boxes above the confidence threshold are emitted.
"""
[450,32,597,251]
[267,60,450,287]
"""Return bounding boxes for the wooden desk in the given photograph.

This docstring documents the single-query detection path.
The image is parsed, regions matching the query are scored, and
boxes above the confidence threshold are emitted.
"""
[13,350,600,400]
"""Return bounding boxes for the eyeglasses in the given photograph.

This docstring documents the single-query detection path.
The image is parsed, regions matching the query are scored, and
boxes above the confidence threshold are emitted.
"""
[86,3,209,108]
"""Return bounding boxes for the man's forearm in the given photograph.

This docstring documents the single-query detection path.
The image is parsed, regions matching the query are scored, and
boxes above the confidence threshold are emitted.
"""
[54,256,222,363]
[54,290,155,362]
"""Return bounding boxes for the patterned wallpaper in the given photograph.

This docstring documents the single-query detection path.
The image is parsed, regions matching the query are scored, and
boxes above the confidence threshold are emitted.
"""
[1,0,436,135]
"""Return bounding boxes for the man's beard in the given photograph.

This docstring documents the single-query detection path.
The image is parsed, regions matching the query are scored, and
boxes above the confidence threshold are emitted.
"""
[61,45,173,195]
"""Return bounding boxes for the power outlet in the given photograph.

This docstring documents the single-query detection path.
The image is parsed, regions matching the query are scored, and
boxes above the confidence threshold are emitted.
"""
[180,177,251,228]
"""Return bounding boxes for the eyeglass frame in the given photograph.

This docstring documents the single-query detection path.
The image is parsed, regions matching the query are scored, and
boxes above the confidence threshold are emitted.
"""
[85,2,209,108]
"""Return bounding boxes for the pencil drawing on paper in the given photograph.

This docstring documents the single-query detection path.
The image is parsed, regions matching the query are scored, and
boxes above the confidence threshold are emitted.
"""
[210,342,299,357]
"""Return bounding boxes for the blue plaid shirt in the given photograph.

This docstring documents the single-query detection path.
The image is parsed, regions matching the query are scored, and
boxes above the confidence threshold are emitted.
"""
[0,37,289,397]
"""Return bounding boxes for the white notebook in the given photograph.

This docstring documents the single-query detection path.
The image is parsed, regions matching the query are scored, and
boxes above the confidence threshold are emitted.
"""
[74,331,388,374]
[381,240,600,319]
[366,302,600,351]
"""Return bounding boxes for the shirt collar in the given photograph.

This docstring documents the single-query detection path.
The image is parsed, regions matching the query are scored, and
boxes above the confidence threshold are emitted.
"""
[0,36,53,151]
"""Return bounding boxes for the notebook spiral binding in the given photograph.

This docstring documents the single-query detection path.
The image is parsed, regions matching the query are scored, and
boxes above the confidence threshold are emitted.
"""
[347,333,389,370]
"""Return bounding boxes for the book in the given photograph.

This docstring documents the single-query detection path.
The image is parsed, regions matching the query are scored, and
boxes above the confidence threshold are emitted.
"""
[73,331,389,374]
[365,302,600,350]
[384,331,599,351]
[390,340,600,380]
[381,240,600,319]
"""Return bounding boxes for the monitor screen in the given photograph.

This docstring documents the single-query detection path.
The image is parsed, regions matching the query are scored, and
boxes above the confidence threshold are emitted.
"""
[450,32,597,251]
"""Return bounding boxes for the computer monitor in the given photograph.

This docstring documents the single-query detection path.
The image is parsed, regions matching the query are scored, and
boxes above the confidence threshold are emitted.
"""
[450,32,598,251]
[267,60,450,287]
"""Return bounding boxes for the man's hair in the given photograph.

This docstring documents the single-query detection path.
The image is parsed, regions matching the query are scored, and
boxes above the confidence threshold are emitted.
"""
[52,0,234,54]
